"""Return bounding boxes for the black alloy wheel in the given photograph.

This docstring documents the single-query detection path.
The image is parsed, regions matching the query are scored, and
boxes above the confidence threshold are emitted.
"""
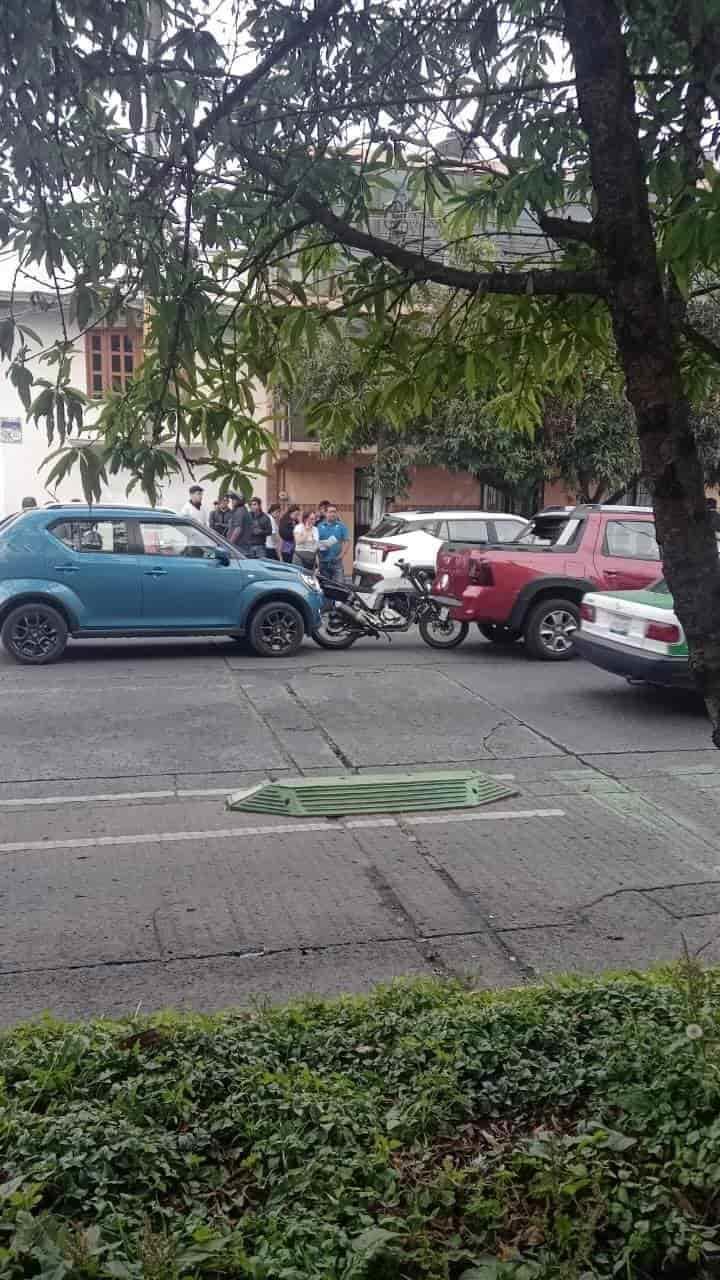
[1,603,68,664]
[249,601,305,657]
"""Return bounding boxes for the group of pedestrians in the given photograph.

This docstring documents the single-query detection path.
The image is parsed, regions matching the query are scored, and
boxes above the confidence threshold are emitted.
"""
[180,485,349,580]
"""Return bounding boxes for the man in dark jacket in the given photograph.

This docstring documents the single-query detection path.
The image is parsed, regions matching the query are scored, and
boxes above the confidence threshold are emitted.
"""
[248,497,273,558]
[226,493,252,551]
[209,494,231,538]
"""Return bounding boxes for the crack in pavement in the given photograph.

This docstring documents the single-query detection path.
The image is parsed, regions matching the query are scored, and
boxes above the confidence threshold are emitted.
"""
[393,816,536,979]
[436,667,578,761]
[283,682,356,771]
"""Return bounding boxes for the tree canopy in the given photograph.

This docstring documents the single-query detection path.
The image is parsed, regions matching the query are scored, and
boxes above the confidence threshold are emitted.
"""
[4,0,720,730]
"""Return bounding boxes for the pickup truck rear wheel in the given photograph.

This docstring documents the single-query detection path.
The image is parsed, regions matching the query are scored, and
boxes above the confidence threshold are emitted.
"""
[524,598,579,661]
[478,624,520,646]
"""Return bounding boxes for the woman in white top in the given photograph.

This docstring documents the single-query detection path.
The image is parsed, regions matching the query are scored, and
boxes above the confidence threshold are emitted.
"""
[265,502,281,560]
[293,510,319,568]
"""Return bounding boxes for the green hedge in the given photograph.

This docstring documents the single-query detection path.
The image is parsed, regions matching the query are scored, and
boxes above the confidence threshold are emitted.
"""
[2,969,720,1278]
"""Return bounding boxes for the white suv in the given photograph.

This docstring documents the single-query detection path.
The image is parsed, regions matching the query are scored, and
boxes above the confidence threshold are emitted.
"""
[353,509,527,591]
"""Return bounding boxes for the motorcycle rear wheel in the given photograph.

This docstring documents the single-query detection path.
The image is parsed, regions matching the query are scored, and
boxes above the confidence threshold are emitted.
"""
[311,610,361,649]
[418,616,469,649]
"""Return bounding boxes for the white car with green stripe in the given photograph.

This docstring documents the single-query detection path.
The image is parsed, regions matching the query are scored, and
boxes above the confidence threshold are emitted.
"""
[576,579,693,689]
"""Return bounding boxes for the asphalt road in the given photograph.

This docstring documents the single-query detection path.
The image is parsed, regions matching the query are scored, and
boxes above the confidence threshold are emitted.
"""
[1,627,719,1024]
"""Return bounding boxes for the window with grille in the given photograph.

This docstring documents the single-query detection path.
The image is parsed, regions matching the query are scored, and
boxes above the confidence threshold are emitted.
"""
[86,329,141,397]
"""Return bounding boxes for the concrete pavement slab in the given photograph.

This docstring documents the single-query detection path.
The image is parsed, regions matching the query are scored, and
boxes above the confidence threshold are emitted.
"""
[428,934,527,986]
[582,750,719,777]
[0,941,434,1026]
[288,669,560,766]
[445,659,709,755]
[0,681,287,782]
[499,892,714,976]
[645,883,720,918]
[0,829,415,980]
[407,798,720,929]
[348,824,492,936]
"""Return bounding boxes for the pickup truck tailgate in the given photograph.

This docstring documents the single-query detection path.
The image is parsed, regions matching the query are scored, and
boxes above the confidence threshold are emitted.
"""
[434,543,474,597]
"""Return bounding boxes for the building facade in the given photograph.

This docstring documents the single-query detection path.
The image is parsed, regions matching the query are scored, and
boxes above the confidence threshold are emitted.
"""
[0,292,273,519]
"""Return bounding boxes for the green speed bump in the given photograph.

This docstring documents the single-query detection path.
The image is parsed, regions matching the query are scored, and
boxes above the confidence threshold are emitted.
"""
[227,769,517,817]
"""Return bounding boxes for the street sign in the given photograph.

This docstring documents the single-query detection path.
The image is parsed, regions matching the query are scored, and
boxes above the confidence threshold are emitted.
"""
[0,418,22,444]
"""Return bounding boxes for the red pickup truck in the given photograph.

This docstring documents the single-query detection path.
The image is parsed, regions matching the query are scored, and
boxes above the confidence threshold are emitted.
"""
[432,505,662,660]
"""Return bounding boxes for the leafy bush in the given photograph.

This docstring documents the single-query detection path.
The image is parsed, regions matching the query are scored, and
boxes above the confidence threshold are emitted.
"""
[2,968,720,1278]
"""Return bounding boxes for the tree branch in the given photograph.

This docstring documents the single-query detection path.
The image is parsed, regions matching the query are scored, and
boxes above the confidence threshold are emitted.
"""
[231,143,605,298]
[537,213,597,247]
[137,0,344,203]
[683,322,720,365]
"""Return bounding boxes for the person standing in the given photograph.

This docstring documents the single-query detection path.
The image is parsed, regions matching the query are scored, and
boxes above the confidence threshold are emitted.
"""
[210,494,231,538]
[180,484,208,525]
[293,510,319,569]
[266,502,281,559]
[317,503,349,584]
[248,497,273,558]
[226,492,252,551]
[279,504,300,563]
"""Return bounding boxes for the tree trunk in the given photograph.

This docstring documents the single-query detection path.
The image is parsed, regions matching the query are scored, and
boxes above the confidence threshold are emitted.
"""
[562,0,720,742]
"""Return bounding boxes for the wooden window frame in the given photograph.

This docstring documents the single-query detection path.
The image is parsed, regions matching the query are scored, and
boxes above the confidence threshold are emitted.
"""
[85,327,142,398]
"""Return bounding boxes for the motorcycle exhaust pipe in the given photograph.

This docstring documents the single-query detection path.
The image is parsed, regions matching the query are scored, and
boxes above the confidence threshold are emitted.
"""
[334,600,382,637]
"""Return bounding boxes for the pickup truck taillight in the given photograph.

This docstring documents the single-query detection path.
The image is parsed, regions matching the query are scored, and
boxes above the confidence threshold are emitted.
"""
[646,620,681,644]
[580,602,596,622]
[467,560,494,585]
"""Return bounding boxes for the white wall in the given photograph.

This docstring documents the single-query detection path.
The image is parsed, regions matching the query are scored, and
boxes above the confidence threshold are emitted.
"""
[0,298,271,518]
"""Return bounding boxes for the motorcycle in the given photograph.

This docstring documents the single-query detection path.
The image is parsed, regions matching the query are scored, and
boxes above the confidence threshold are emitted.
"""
[312,559,469,650]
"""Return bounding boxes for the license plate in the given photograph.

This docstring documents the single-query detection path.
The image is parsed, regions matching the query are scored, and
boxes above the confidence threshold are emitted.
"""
[438,606,449,621]
[609,616,629,636]
[362,547,379,563]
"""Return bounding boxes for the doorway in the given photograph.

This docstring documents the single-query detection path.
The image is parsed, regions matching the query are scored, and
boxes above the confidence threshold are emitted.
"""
[354,466,374,540]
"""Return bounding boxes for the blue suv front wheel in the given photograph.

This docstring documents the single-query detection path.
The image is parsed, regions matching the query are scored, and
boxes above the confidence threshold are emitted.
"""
[2,602,69,665]
[248,600,305,657]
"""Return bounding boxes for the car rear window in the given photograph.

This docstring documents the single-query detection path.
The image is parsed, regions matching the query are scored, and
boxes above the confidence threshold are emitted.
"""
[446,519,489,541]
[493,519,527,541]
[365,517,439,538]
[50,518,130,553]
[514,515,580,547]
[366,517,406,539]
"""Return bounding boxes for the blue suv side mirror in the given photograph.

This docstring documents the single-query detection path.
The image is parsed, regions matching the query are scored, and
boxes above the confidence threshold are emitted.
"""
[214,549,230,566]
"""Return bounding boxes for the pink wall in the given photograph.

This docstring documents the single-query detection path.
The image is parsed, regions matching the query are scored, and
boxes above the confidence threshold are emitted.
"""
[395,466,483,509]
[542,479,575,508]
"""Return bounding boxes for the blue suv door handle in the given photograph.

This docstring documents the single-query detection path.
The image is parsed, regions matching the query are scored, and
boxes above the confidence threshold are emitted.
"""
[144,568,169,578]
[53,564,79,573]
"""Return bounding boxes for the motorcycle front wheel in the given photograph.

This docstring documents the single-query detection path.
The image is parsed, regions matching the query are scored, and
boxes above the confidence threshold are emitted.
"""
[418,616,469,649]
[311,610,361,649]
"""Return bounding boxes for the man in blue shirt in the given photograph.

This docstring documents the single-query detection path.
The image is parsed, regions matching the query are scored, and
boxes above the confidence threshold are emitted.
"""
[317,503,349,583]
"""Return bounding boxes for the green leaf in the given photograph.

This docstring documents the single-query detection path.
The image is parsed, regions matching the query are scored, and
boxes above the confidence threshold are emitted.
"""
[352,1226,399,1254]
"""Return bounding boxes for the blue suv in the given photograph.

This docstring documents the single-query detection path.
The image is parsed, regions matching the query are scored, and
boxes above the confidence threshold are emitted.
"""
[0,505,324,663]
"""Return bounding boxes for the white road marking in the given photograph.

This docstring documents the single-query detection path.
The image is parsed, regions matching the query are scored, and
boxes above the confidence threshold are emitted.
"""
[0,774,516,810]
[406,807,565,826]
[0,806,564,855]
[0,786,233,808]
